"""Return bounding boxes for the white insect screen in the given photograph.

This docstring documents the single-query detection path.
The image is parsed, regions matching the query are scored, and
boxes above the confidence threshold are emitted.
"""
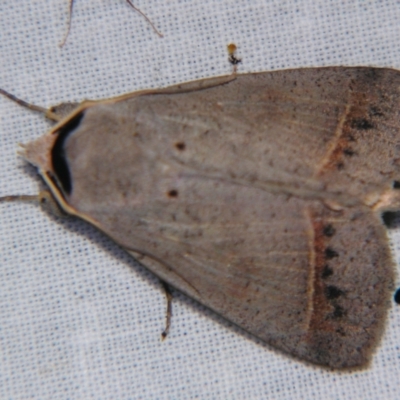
[1,1,400,399]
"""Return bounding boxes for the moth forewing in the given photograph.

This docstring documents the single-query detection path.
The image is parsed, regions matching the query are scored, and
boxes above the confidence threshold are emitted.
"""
[2,67,400,369]
[21,74,237,220]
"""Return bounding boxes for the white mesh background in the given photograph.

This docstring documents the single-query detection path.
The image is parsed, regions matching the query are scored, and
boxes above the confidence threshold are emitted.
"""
[1,1,400,399]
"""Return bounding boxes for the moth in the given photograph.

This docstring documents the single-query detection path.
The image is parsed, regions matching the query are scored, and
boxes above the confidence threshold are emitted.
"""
[1,67,399,369]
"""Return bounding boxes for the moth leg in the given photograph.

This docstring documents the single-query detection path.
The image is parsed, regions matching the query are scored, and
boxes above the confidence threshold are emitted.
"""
[0,88,61,122]
[161,282,173,340]
[48,102,81,121]
[0,190,66,218]
[0,194,40,202]
[0,88,79,122]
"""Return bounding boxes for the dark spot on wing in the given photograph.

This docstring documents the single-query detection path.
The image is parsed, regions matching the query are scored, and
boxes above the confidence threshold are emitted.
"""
[168,189,179,198]
[325,285,344,300]
[350,118,374,130]
[175,142,186,151]
[325,248,339,259]
[322,265,333,279]
[323,224,335,237]
[343,148,355,156]
[332,305,345,319]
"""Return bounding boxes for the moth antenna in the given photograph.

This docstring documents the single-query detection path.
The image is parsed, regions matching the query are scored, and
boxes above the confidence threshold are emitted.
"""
[0,88,61,122]
[161,283,173,340]
[59,0,74,48]
[125,0,164,38]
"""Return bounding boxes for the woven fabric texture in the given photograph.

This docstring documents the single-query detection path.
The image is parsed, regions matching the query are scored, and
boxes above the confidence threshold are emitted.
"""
[1,1,400,399]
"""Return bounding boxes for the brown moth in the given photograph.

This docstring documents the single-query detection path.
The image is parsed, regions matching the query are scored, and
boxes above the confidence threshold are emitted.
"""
[1,67,399,369]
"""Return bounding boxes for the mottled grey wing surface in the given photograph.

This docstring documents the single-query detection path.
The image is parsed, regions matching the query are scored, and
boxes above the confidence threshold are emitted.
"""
[60,68,400,368]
